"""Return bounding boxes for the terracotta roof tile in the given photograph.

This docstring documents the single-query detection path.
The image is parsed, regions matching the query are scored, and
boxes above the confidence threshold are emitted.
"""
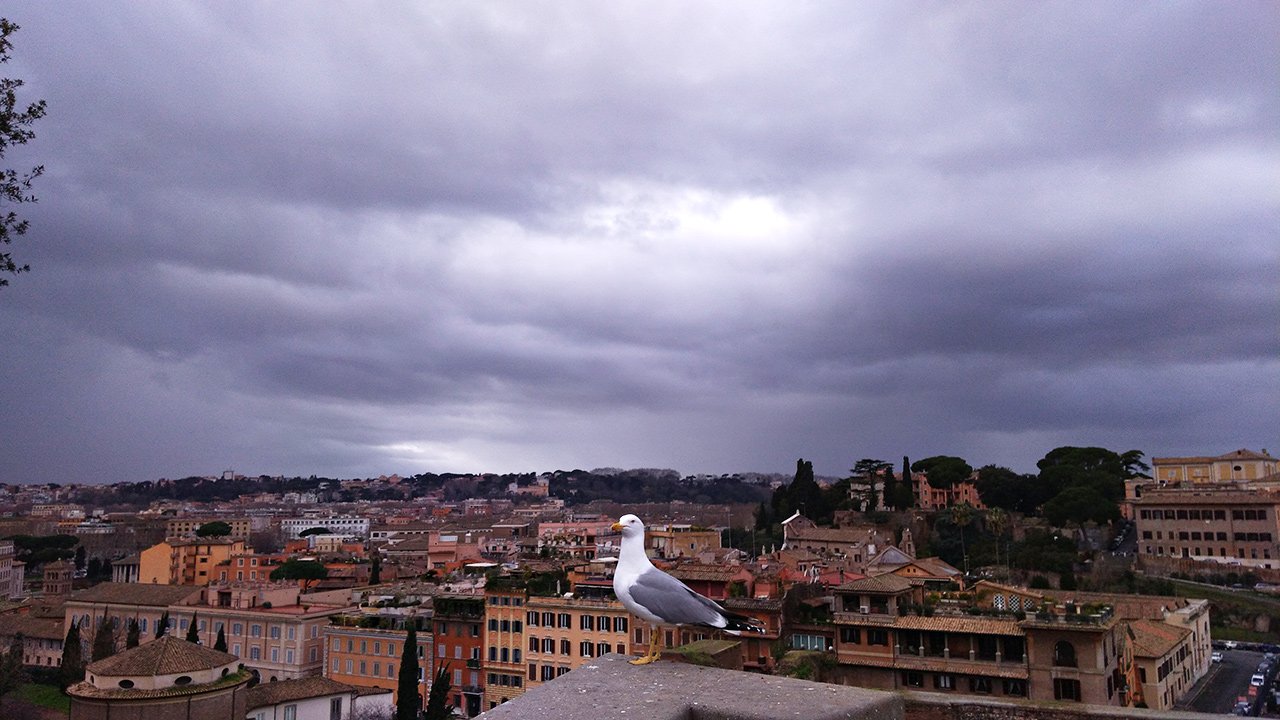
[834,574,917,594]
[891,614,1024,637]
[67,582,201,607]
[86,636,238,677]
[1127,619,1189,658]
[247,677,363,708]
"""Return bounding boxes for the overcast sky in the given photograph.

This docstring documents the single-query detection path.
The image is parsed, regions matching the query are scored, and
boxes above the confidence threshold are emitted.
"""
[1,2,1276,485]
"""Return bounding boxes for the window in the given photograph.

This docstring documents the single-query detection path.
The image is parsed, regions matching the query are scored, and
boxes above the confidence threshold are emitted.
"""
[789,633,826,651]
[1054,678,1081,701]
[251,624,262,638]
[902,671,924,687]
[272,648,279,663]
[330,698,342,720]
[868,629,889,646]
[614,617,628,633]
[934,674,955,690]
[529,663,536,680]
[580,615,594,631]
[250,647,261,660]
[970,677,992,694]
[489,647,498,661]
[283,706,296,720]
[1053,641,1077,667]
[513,649,521,663]
[374,641,381,656]
[270,625,281,640]
[527,612,538,627]
[513,620,522,632]
[560,639,571,655]
[540,665,555,681]
[558,613,570,629]
[840,627,861,644]
[580,641,594,657]
[1002,679,1027,697]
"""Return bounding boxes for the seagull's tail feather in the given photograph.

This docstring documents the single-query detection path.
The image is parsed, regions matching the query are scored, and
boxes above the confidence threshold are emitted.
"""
[718,610,766,634]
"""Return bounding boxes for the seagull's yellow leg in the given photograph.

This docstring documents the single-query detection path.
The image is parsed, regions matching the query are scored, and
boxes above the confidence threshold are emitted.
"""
[630,625,662,665]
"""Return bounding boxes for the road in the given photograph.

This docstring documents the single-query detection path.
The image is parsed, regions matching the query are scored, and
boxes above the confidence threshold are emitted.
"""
[1185,649,1262,714]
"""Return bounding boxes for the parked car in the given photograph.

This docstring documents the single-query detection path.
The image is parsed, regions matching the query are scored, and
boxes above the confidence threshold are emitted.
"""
[1212,651,1224,663]
[1250,673,1265,687]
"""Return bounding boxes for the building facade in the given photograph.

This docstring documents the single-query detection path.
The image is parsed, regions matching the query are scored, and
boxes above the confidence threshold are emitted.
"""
[323,616,433,713]
[1151,449,1277,485]
[138,538,247,585]
[1133,490,1280,567]
[483,585,528,711]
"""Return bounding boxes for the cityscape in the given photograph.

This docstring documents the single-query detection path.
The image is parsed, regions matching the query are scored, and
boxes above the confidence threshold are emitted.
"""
[0,447,1278,719]
[1,3,1277,720]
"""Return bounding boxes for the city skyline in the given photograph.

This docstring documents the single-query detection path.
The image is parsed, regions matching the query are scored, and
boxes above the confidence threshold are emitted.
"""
[1,3,1276,484]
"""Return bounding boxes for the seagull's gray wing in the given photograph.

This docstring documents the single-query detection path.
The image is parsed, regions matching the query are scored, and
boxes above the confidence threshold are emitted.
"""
[628,566,726,627]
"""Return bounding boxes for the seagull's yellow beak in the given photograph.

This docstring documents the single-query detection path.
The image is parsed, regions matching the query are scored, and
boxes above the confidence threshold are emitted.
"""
[610,522,624,532]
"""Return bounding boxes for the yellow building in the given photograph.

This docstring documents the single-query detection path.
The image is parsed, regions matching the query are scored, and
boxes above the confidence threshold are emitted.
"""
[138,537,246,585]
[523,595,630,690]
[645,524,723,560]
[483,585,528,711]
[323,617,433,713]
[165,517,252,539]
[1152,448,1278,485]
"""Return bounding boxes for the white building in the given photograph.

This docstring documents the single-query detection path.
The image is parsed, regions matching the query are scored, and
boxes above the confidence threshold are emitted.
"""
[246,676,392,720]
[280,516,372,539]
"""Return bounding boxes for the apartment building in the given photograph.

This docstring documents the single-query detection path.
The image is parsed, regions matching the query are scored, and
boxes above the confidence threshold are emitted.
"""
[281,516,371,539]
[433,594,486,716]
[164,517,252,539]
[645,524,723,560]
[1151,448,1277,485]
[0,539,24,599]
[63,581,354,682]
[137,537,247,585]
[324,615,434,712]
[1133,490,1280,567]
[825,574,1209,709]
[0,614,64,668]
[912,473,986,511]
[524,595,631,691]
[483,584,528,710]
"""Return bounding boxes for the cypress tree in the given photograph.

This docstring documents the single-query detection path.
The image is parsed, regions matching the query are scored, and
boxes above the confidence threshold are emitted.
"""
[186,612,200,643]
[156,610,170,638]
[61,623,84,688]
[214,626,228,653]
[126,618,140,648]
[901,456,914,509]
[424,663,454,720]
[396,621,421,720]
[370,552,382,585]
[91,617,116,661]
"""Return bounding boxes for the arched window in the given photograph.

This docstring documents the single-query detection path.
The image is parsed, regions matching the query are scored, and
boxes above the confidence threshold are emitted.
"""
[117,679,134,689]
[174,676,192,686]
[1053,640,1077,667]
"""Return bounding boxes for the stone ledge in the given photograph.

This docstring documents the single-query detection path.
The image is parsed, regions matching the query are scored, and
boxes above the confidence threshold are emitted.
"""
[478,654,904,720]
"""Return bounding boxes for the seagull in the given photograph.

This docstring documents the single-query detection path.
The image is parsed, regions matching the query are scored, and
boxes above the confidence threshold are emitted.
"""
[610,513,764,665]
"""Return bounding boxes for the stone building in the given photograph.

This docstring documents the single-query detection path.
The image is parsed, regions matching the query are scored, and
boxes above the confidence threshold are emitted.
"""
[66,636,252,720]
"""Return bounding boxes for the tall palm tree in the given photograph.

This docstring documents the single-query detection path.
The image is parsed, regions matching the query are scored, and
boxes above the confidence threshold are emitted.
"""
[986,508,1008,571]
[951,503,975,574]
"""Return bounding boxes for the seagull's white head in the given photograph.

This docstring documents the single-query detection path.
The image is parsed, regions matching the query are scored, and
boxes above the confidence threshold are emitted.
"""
[611,514,644,539]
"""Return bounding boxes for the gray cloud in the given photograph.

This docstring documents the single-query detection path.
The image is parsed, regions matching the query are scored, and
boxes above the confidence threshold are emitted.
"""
[1,2,1276,484]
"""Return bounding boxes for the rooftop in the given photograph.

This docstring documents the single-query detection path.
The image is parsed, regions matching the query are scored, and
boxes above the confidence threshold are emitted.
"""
[247,676,374,708]
[86,636,238,677]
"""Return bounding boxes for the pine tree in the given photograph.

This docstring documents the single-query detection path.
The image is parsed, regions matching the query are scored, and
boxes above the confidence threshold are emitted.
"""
[186,612,200,643]
[214,626,228,653]
[126,618,140,648]
[60,623,84,688]
[396,621,421,720]
[91,616,116,661]
[156,610,170,638]
[370,552,382,585]
[900,456,914,509]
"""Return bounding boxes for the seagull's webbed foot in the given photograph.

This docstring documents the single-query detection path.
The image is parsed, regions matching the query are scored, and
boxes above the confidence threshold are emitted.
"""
[630,625,663,665]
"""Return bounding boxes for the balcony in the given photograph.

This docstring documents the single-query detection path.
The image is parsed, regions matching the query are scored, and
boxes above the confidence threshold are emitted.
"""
[466,658,482,669]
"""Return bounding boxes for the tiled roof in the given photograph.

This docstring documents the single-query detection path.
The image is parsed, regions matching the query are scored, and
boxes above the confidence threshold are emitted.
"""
[1127,619,1190,659]
[722,597,784,612]
[892,614,1024,637]
[67,582,201,607]
[0,614,65,640]
[833,574,917,594]
[246,677,359,708]
[668,564,740,583]
[87,636,238,677]
[908,557,961,578]
[67,668,251,700]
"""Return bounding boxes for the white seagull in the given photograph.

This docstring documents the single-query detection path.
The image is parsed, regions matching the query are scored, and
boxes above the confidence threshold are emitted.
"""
[610,513,764,665]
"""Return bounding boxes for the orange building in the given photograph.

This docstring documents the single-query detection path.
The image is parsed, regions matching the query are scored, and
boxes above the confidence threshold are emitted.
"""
[138,538,246,585]
[433,594,486,716]
[323,616,433,713]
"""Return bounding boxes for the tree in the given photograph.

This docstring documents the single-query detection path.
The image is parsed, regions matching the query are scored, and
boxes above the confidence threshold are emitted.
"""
[0,631,26,696]
[396,622,421,720]
[91,617,116,661]
[424,662,454,720]
[195,521,232,537]
[0,19,46,287]
[126,618,140,648]
[269,559,328,590]
[1043,486,1120,535]
[74,545,86,570]
[985,507,1009,569]
[60,623,84,688]
[894,456,915,510]
[950,502,975,573]
[299,526,333,537]
[214,625,227,653]
[849,459,891,513]
[911,456,973,492]
[156,610,170,638]
[974,464,1050,513]
[186,612,200,643]
[370,552,382,585]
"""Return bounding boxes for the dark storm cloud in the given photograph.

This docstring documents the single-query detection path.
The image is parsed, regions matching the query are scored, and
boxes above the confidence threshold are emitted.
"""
[0,2,1275,483]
